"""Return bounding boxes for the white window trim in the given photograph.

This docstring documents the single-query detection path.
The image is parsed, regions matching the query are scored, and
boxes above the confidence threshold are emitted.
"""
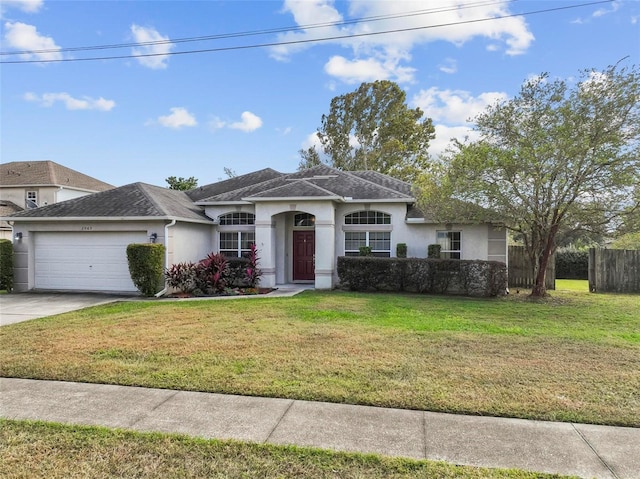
[26,190,38,209]
[436,230,462,259]
[344,231,392,256]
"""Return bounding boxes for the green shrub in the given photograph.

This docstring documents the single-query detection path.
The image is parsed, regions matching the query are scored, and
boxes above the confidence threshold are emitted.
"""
[359,246,373,256]
[0,239,13,292]
[427,244,441,259]
[396,243,407,258]
[126,243,166,296]
[337,256,507,297]
[556,248,589,279]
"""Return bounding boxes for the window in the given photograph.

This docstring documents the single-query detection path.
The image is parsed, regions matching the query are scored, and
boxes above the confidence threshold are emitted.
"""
[294,213,315,227]
[218,212,255,225]
[344,210,392,257]
[437,231,461,259]
[26,191,38,209]
[344,231,391,257]
[218,212,255,257]
[344,210,390,225]
[220,232,255,258]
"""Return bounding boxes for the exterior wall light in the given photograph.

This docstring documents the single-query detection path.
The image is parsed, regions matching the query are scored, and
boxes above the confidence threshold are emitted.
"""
[14,232,23,241]
[149,232,158,243]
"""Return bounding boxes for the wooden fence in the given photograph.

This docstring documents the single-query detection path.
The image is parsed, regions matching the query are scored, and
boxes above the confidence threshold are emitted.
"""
[588,248,640,293]
[508,246,555,290]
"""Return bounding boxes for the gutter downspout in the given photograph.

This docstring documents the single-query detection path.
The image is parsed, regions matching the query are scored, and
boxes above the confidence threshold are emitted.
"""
[155,219,177,297]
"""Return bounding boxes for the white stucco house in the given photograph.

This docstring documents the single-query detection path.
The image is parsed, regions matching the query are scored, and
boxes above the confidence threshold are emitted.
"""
[4,165,507,293]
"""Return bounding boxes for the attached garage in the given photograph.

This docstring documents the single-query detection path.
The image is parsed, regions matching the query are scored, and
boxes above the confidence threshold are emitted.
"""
[6,182,214,293]
[34,231,147,292]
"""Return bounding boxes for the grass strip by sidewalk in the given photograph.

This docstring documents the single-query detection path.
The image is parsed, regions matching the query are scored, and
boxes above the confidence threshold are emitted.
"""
[0,420,575,479]
[1,283,638,426]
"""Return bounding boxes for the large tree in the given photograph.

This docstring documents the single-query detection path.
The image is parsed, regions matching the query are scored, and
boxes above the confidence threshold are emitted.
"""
[166,176,198,191]
[304,80,435,181]
[416,62,640,297]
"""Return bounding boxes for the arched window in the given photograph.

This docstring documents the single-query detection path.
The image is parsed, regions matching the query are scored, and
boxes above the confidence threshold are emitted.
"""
[218,212,255,257]
[294,213,315,227]
[343,210,391,257]
[218,212,255,225]
[344,210,390,225]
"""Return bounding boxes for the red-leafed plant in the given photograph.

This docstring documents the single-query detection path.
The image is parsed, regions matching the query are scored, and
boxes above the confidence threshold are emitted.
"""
[245,243,262,288]
[197,253,229,294]
[165,262,198,294]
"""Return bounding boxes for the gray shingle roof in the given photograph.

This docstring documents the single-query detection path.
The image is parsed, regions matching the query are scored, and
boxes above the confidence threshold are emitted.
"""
[187,168,284,201]
[198,165,414,203]
[6,183,209,222]
[0,161,114,191]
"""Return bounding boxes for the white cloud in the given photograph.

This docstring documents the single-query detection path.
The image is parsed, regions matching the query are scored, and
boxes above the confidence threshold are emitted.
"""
[439,58,457,74]
[411,87,507,157]
[271,0,535,84]
[593,1,620,18]
[428,124,479,158]
[412,87,507,124]
[156,107,197,129]
[130,24,174,69]
[3,21,62,62]
[229,111,263,132]
[301,131,322,150]
[1,0,43,13]
[24,92,115,111]
[324,55,416,84]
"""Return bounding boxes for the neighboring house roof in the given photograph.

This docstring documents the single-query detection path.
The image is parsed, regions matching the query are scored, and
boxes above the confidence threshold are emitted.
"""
[196,165,414,204]
[0,161,114,191]
[5,182,210,222]
[0,200,22,217]
[186,168,284,202]
[0,199,22,229]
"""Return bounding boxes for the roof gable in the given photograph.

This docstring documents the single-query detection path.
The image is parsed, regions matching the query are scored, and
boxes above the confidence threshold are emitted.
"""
[187,168,284,201]
[199,166,414,203]
[0,161,114,191]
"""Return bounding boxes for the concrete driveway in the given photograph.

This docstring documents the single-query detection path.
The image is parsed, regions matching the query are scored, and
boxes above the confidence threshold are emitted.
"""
[0,293,131,326]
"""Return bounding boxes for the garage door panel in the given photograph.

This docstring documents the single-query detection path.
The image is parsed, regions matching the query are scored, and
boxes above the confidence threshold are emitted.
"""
[35,232,148,292]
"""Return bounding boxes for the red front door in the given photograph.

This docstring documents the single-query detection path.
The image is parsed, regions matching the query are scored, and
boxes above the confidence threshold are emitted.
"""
[293,231,315,281]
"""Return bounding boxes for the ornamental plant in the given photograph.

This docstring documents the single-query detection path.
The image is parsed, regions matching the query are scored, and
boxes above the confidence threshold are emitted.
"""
[245,243,262,288]
[126,243,165,296]
[197,252,229,294]
[165,262,198,294]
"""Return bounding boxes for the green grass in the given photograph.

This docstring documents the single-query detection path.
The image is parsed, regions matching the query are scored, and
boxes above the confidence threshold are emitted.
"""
[0,420,575,479]
[1,283,638,426]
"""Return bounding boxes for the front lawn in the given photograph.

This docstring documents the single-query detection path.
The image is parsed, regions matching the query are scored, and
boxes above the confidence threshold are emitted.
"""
[1,283,638,426]
[0,420,575,479]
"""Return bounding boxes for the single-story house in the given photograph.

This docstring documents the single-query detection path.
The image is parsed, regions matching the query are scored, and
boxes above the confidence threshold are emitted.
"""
[5,165,507,293]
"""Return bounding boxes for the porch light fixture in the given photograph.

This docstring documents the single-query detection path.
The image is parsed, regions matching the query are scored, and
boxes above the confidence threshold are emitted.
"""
[149,232,158,243]
[14,232,23,241]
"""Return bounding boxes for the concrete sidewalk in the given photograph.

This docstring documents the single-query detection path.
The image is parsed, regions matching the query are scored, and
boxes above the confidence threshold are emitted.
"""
[1,378,637,478]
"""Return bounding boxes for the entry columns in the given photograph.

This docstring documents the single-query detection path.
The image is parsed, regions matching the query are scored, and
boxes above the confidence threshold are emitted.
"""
[255,217,276,288]
[314,219,335,289]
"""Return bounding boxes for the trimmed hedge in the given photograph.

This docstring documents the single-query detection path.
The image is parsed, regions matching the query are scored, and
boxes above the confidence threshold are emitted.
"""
[556,249,589,279]
[337,256,507,297]
[0,239,13,292]
[126,243,166,296]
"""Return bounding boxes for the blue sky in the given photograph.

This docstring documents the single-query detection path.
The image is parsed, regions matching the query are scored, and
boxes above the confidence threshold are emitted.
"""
[1,0,638,188]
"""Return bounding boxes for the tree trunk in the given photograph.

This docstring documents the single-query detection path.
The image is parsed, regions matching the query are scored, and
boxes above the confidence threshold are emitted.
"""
[530,225,559,297]
[531,250,550,297]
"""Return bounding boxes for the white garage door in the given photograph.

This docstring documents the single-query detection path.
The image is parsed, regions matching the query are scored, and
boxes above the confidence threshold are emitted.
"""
[35,231,149,292]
